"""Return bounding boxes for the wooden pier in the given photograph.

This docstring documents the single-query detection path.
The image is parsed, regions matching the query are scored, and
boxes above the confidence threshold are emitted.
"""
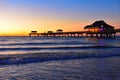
[29,29,120,38]
[29,31,85,37]
[29,20,120,38]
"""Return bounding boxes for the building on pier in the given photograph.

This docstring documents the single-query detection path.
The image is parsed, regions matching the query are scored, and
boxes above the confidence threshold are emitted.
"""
[84,20,116,38]
[28,20,118,38]
[29,31,39,36]
[47,31,53,33]
[56,29,63,33]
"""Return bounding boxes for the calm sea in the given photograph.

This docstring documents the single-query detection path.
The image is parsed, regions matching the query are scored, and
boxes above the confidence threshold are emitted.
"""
[0,36,120,80]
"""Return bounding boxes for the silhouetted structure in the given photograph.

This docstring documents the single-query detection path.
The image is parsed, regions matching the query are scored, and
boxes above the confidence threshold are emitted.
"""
[56,29,63,33]
[116,29,120,32]
[84,20,116,38]
[47,31,53,33]
[29,31,39,36]
[29,20,120,38]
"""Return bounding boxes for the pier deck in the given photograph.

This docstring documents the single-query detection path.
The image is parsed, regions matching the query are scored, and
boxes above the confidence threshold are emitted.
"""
[29,31,86,37]
[29,29,120,38]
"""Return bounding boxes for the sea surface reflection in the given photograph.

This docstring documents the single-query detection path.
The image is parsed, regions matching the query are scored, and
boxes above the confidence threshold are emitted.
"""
[0,37,120,80]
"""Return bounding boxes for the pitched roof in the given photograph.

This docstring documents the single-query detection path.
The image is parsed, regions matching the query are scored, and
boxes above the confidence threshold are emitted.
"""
[84,20,114,29]
[57,29,63,31]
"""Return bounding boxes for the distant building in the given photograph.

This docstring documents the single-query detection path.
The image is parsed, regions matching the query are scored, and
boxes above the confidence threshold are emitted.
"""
[56,29,63,33]
[47,31,53,33]
[84,20,115,32]
[31,31,37,34]
[29,31,39,36]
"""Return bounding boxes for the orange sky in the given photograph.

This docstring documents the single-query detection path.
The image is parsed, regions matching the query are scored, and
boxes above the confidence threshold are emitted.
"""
[0,0,120,36]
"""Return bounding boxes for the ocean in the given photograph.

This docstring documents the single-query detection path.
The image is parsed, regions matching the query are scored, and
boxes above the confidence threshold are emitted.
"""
[0,36,120,80]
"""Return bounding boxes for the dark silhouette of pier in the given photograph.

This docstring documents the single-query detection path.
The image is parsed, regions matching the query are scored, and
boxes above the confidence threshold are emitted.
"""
[29,30,86,37]
[29,20,120,38]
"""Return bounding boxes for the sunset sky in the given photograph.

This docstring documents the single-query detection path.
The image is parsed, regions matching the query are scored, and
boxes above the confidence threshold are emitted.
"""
[0,0,120,36]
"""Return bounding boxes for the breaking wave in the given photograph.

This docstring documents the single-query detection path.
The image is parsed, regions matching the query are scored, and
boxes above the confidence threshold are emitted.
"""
[0,50,120,65]
[0,37,120,65]
[0,45,120,51]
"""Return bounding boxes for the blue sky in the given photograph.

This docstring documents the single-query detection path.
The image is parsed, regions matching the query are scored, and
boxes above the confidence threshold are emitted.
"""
[1,0,120,21]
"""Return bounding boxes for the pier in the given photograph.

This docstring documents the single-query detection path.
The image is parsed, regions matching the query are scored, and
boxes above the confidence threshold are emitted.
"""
[29,20,120,38]
[29,31,86,37]
[29,30,120,38]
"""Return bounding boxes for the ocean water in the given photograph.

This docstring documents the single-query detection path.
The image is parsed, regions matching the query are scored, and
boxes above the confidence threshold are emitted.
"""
[0,36,120,80]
